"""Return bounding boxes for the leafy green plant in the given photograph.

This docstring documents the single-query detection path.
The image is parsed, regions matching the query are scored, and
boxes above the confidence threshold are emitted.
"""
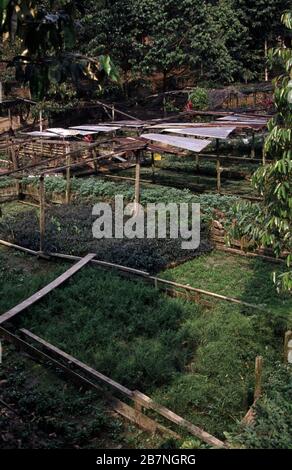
[229,364,292,449]
[189,88,209,110]
[227,12,292,291]
[21,176,238,224]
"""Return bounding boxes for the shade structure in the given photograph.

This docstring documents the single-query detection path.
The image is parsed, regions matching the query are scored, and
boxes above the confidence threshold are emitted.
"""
[70,125,121,132]
[163,126,236,140]
[22,131,61,138]
[141,133,212,152]
[217,115,268,125]
[148,122,210,129]
[22,128,100,138]
[99,121,144,128]
[46,127,90,137]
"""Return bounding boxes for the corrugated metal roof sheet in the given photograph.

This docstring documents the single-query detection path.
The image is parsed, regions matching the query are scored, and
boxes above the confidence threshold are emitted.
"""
[22,131,57,138]
[217,115,268,125]
[47,128,83,137]
[70,125,121,132]
[163,126,236,139]
[141,134,211,152]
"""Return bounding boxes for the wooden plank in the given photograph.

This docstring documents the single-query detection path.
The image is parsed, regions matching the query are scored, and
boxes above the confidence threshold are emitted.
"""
[110,399,180,438]
[0,327,177,439]
[214,243,285,264]
[20,329,133,399]
[133,391,227,448]
[48,252,150,277]
[254,356,263,401]
[0,253,96,325]
[21,329,222,445]
[150,277,267,312]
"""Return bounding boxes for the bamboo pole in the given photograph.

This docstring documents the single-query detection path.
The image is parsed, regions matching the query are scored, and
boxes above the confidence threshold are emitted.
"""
[254,356,263,401]
[195,154,200,171]
[251,131,256,159]
[39,110,43,132]
[134,150,141,211]
[39,175,45,253]
[151,152,155,180]
[65,144,71,205]
[284,331,292,364]
[216,139,222,193]
[0,239,269,312]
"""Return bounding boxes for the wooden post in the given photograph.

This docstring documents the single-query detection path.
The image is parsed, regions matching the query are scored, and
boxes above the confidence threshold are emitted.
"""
[65,144,71,204]
[39,110,43,132]
[151,152,155,181]
[8,109,12,130]
[195,154,200,171]
[92,149,99,175]
[134,150,141,211]
[251,131,256,159]
[284,331,292,364]
[39,175,45,253]
[264,39,269,82]
[216,139,221,193]
[9,140,21,199]
[254,356,263,401]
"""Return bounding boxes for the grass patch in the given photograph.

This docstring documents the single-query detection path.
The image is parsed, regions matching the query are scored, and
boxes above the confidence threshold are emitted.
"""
[0,246,291,447]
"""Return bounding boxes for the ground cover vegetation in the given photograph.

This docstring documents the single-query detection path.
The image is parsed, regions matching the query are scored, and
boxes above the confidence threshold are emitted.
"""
[0,248,291,447]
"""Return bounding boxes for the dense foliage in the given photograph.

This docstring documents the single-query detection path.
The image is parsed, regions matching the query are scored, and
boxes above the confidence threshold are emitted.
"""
[0,252,288,441]
[78,0,291,92]
[20,175,239,222]
[229,12,292,291]
[0,204,211,272]
[230,364,292,449]
[0,0,118,99]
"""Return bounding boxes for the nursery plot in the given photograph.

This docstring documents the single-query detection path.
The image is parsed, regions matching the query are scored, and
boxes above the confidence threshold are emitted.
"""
[0,204,212,274]
[5,263,284,441]
[122,165,258,197]
[0,245,291,446]
[160,250,292,328]
[0,343,163,449]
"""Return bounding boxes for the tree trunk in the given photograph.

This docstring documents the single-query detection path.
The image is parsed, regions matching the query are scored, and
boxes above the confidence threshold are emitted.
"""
[163,70,167,93]
[264,39,269,82]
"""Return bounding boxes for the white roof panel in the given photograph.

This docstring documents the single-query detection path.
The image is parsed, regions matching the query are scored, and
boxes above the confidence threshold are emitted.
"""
[47,128,82,137]
[70,125,121,132]
[141,134,211,153]
[163,126,236,140]
[22,131,58,138]
[217,115,268,125]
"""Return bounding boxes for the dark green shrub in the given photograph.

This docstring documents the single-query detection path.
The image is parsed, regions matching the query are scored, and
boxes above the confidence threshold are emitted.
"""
[0,205,211,273]
[189,88,209,110]
[229,364,292,449]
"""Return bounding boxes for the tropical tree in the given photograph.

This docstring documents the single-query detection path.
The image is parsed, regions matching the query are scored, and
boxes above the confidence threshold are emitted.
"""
[229,11,292,291]
[189,0,247,84]
[0,0,118,99]
[235,0,291,81]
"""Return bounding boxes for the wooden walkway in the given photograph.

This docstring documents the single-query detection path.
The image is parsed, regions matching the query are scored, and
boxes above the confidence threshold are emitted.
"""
[0,253,96,325]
